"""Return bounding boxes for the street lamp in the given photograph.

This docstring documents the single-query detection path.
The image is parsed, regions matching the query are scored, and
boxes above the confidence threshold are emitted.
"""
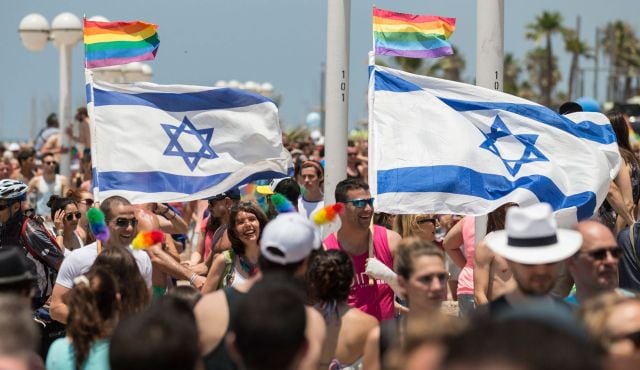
[19,12,83,178]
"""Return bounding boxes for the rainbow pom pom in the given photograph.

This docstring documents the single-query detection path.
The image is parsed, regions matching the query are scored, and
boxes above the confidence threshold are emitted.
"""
[87,207,110,243]
[313,203,344,225]
[132,230,165,250]
[271,194,296,213]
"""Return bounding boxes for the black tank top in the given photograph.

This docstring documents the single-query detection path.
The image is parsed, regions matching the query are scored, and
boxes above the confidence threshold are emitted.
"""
[202,287,246,370]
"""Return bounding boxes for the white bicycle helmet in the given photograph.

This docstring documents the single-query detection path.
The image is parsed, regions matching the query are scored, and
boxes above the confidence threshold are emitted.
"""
[0,179,28,200]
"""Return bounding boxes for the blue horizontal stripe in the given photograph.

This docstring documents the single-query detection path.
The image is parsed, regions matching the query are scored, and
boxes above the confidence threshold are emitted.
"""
[97,168,294,194]
[375,37,450,51]
[85,43,158,61]
[439,98,616,145]
[85,84,92,104]
[374,69,616,145]
[93,87,272,112]
[377,165,596,220]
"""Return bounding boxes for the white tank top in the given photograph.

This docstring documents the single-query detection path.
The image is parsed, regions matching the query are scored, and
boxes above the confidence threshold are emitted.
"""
[36,175,62,217]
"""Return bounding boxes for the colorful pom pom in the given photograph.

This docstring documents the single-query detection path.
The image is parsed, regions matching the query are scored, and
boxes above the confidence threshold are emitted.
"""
[271,193,296,213]
[132,230,165,250]
[87,207,110,243]
[313,203,344,225]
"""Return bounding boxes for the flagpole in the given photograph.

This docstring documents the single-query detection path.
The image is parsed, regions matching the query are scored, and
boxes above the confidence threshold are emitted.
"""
[475,0,504,242]
[324,0,351,230]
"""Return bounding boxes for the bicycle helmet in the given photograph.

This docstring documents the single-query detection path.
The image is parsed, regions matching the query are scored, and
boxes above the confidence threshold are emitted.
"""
[0,179,28,200]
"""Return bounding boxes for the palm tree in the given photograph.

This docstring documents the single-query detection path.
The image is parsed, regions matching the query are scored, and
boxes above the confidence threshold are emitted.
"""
[393,56,423,74]
[601,21,640,101]
[563,29,591,100]
[504,53,522,95]
[526,47,562,104]
[426,47,466,82]
[526,11,564,107]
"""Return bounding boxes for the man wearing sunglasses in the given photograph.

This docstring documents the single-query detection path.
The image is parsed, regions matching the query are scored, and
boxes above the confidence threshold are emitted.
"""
[27,152,69,221]
[566,220,633,306]
[50,195,153,324]
[324,178,402,321]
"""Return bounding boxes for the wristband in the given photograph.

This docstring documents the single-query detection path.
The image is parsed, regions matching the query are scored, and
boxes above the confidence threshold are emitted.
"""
[189,272,198,285]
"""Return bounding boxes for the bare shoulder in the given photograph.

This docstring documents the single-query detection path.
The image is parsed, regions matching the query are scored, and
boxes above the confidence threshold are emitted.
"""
[385,228,402,253]
[346,307,378,332]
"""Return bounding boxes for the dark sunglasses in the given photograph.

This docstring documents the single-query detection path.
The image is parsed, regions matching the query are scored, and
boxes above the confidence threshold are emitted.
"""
[113,217,138,229]
[44,161,57,166]
[585,247,623,261]
[416,218,438,226]
[346,198,374,208]
[417,272,450,285]
[79,199,94,207]
[65,212,82,221]
[611,330,640,348]
[0,203,11,211]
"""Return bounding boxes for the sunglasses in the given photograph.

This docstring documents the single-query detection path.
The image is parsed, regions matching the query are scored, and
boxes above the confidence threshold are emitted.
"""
[44,161,57,166]
[611,330,640,348]
[346,198,375,208]
[417,272,450,285]
[416,218,437,226]
[0,203,10,211]
[585,247,623,261]
[113,217,138,229]
[65,212,82,221]
[79,199,94,207]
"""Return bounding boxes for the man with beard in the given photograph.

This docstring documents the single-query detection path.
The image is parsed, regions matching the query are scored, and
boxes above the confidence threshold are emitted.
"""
[566,220,632,305]
[483,203,582,314]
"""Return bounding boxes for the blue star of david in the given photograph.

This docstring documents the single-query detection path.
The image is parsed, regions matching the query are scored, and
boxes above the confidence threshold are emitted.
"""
[478,115,548,176]
[161,116,218,171]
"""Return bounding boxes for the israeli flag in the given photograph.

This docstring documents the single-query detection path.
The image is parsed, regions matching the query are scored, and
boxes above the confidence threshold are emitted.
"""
[368,66,620,221]
[87,77,292,203]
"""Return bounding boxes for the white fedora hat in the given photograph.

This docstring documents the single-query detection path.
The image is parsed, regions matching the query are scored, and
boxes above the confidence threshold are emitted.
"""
[485,203,582,264]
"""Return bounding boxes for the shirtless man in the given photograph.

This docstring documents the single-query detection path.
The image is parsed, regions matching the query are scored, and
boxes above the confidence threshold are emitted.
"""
[473,238,516,305]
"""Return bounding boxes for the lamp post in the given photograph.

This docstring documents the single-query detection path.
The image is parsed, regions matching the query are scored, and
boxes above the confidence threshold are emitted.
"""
[19,12,83,178]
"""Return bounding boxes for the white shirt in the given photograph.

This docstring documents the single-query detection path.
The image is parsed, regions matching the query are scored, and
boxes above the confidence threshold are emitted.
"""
[298,197,324,219]
[55,242,153,288]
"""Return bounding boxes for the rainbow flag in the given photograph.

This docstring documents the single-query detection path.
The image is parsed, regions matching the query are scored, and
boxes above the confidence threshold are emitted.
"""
[373,7,455,59]
[84,19,159,69]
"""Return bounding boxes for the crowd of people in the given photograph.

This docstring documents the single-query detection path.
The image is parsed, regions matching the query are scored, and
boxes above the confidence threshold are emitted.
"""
[0,105,640,370]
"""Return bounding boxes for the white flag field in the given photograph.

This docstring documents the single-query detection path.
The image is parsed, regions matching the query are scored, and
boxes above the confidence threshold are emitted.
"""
[368,65,620,222]
[87,77,292,203]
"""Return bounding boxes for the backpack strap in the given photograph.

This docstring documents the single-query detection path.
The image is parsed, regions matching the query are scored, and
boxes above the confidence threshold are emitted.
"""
[630,223,640,268]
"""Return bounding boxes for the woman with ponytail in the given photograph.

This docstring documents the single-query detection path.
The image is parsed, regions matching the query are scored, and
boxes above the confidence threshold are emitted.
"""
[46,267,120,370]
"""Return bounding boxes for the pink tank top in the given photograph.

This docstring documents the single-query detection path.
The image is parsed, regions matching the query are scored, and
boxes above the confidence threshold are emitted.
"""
[324,225,395,321]
[457,216,476,296]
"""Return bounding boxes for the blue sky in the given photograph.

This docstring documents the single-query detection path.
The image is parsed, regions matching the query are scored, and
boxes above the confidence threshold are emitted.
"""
[1,0,639,141]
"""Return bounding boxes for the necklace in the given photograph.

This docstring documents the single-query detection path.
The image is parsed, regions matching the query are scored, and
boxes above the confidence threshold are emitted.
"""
[238,256,258,276]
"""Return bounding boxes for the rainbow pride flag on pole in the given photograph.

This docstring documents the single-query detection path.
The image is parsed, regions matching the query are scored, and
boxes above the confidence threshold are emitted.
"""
[373,7,455,59]
[84,19,159,69]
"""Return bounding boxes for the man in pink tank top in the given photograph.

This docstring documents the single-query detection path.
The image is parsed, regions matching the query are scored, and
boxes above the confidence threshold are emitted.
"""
[323,178,401,321]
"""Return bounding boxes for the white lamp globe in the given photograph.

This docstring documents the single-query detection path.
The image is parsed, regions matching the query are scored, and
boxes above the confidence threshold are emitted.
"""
[51,12,82,47]
[228,80,240,89]
[215,80,228,88]
[19,13,50,51]
[87,15,110,23]
[260,82,274,93]
[244,81,258,91]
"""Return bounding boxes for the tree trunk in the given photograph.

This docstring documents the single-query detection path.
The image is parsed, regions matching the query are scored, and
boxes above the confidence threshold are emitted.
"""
[545,33,553,107]
[568,53,578,100]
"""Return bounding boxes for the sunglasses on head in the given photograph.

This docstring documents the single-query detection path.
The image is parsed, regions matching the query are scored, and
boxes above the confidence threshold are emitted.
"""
[113,217,138,229]
[65,212,82,221]
[585,247,623,261]
[418,272,450,285]
[346,198,374,208]
[416,217,437,226]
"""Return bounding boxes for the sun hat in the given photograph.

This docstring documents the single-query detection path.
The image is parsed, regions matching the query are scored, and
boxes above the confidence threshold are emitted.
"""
[484,203,582,264]
[256,178,287,196]
[260,212,321,265]
[0,247,35,285]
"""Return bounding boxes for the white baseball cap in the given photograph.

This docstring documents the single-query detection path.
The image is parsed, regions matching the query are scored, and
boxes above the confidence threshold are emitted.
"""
[260,212,321,265]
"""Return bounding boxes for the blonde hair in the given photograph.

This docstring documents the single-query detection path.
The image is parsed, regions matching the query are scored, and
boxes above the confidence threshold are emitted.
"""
[581,291,640,352]
[393,214,436,239]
